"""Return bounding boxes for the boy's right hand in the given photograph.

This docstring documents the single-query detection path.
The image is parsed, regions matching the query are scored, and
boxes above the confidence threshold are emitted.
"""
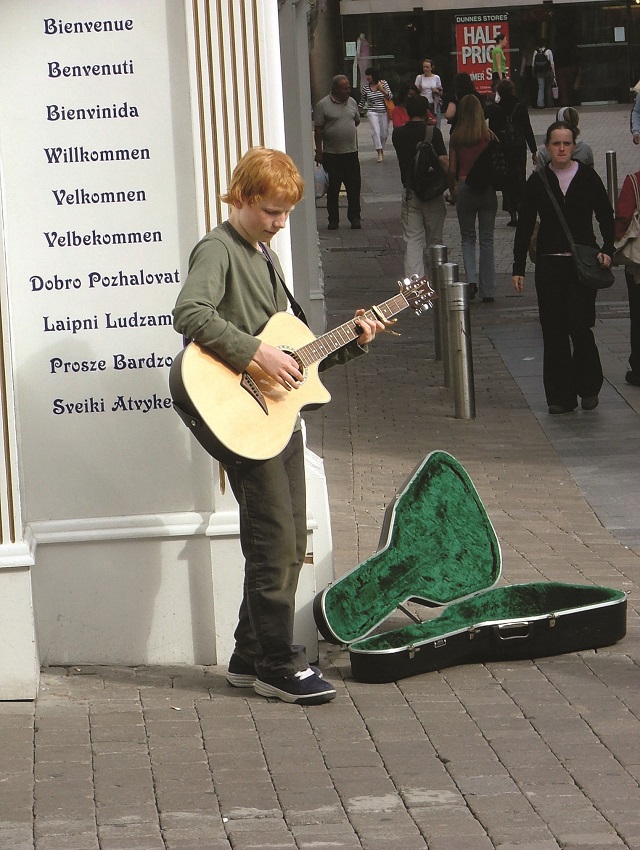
[253,342,303,390]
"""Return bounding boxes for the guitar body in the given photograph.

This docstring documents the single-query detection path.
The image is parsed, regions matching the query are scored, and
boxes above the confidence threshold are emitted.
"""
[169,311,331,465]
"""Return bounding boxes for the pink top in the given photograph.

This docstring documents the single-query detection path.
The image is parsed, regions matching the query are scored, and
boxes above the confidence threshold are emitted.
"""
[457,137,490,180]
[550,161,578,194]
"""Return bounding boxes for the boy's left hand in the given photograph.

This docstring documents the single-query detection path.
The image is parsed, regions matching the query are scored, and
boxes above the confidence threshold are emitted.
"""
[353,309,385,344]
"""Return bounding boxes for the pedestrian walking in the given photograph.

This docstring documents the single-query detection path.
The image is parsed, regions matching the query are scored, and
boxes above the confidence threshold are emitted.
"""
[614,167,640,387]
[358,68,393,162]
[486,78,537,226]
[415,59,443,127]
[512,121,614,414]
[314,75,362,230]
[448,94,498,302]
[392,94,448,279]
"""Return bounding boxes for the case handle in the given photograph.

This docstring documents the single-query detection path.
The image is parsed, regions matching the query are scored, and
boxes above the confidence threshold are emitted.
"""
[494,621,530,640]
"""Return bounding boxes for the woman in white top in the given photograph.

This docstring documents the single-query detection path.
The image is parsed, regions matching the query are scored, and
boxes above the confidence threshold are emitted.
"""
[358,68,393,162]
[415,59,443,127]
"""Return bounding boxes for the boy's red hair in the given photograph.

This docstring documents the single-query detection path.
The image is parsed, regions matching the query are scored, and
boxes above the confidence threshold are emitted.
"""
[221,147,304,207]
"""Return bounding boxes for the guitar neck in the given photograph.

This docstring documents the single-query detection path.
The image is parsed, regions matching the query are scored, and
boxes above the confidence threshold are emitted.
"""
[296,292,410,367]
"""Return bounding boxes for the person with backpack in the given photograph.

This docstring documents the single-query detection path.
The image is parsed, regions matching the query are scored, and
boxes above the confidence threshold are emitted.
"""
[533,42,556,108]
[392,95,448,279]
[486,79,537,225]
[447,94,498,303]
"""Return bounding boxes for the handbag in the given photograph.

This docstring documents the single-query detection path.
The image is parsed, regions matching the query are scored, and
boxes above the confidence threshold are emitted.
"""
[538,168,615,290]
[382,82,395,120]
[465,133,508,192]
[552,79,559,100]
[384,96,395,119]
[614,173,640,268]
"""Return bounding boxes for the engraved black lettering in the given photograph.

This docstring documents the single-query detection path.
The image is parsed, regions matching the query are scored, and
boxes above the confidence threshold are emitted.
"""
[43,18,134,35]
[48,59,134,78]
[52,187,146,206]
[50,357,107,374]
[53,397,106,414]
[44,146,150,164]
[31,274,81,291]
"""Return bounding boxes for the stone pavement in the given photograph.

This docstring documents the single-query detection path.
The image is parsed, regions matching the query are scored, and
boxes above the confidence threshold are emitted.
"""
[1,105,640,850]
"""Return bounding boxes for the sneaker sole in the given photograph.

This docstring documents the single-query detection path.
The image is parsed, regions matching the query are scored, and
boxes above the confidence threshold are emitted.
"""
[253,679,336,705]
[226,672,256,688]
[227,666,323,689]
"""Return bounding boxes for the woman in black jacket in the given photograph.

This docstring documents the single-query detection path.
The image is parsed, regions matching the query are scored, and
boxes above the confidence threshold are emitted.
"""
[487,79,537,225]
[512,121,614,415]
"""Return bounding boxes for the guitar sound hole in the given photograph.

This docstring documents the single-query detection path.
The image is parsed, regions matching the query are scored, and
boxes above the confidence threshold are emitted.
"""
[279,348,306,384]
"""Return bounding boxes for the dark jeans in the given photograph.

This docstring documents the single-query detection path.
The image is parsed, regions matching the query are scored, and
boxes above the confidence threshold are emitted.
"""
[535,255,602,407]
[323,151,361,225]
[626,271,640,374]
[224,430,308,678]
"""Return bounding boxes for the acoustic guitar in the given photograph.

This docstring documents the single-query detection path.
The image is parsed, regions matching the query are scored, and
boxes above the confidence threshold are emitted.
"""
[169,276,435,466]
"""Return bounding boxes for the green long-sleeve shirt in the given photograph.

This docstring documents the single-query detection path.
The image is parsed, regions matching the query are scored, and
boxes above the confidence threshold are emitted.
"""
[173,220,366,372]
[173,221,286,372]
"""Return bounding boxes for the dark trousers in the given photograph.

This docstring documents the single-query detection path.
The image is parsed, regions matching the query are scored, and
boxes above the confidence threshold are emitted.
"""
[503,145,527,217]
[323,151,361,225]
[535,255,602,407]
[224,430,308,678]
[626,271,640,375]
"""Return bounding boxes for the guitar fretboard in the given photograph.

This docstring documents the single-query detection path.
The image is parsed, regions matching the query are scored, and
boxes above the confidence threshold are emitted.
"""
[296,292,410,367]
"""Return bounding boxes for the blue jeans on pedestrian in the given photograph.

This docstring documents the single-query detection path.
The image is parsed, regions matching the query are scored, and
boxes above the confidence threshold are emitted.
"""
[536,72,552,108]
[455,182,497,298]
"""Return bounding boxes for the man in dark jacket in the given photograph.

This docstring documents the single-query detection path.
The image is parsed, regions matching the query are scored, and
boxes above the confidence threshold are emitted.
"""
[392,95,448,279]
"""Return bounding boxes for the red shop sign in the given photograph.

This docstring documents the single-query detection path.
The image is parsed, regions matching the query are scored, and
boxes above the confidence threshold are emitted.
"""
[455,14,510,96]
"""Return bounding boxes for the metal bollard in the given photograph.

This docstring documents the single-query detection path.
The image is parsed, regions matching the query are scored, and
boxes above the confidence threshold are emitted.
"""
[440,262,458,388]
[606,150,618,208]
[429,245,447,361]
[447,278,476,420]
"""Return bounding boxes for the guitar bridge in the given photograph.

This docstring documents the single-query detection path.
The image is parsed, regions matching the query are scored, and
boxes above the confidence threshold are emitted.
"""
[241,371,268,415]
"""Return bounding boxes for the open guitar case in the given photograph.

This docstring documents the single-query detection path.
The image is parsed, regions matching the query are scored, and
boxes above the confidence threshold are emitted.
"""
[313,451,627,683]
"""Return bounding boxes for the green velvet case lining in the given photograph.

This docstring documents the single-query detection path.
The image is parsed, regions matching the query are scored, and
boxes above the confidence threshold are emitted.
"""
[319,451,502,644]
[349,582,626,653]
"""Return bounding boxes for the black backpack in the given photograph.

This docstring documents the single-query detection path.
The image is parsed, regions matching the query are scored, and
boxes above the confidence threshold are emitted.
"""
[408,125,447,201]
[499,105,525,150]
[533,49,550,74]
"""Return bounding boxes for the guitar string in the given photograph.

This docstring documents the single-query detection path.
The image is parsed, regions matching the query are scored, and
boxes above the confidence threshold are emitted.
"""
[296,295,410,367]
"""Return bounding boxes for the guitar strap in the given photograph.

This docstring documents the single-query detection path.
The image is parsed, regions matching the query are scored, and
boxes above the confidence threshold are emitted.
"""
[259,243,309,327]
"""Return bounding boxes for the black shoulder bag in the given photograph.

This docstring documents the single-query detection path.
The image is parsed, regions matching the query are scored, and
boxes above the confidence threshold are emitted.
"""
[538,168,614,290]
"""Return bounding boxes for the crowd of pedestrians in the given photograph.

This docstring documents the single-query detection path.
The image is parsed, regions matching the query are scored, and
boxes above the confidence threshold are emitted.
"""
[313,47,640,416]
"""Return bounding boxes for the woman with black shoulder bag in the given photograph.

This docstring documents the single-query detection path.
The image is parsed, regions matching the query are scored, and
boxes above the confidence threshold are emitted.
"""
[512,121,614,415]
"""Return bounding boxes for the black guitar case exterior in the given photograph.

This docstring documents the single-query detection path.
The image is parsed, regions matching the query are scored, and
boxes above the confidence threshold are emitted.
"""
[313,451,627,684]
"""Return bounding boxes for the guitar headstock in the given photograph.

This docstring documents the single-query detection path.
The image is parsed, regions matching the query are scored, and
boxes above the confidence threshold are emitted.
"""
[399,275,437,315]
